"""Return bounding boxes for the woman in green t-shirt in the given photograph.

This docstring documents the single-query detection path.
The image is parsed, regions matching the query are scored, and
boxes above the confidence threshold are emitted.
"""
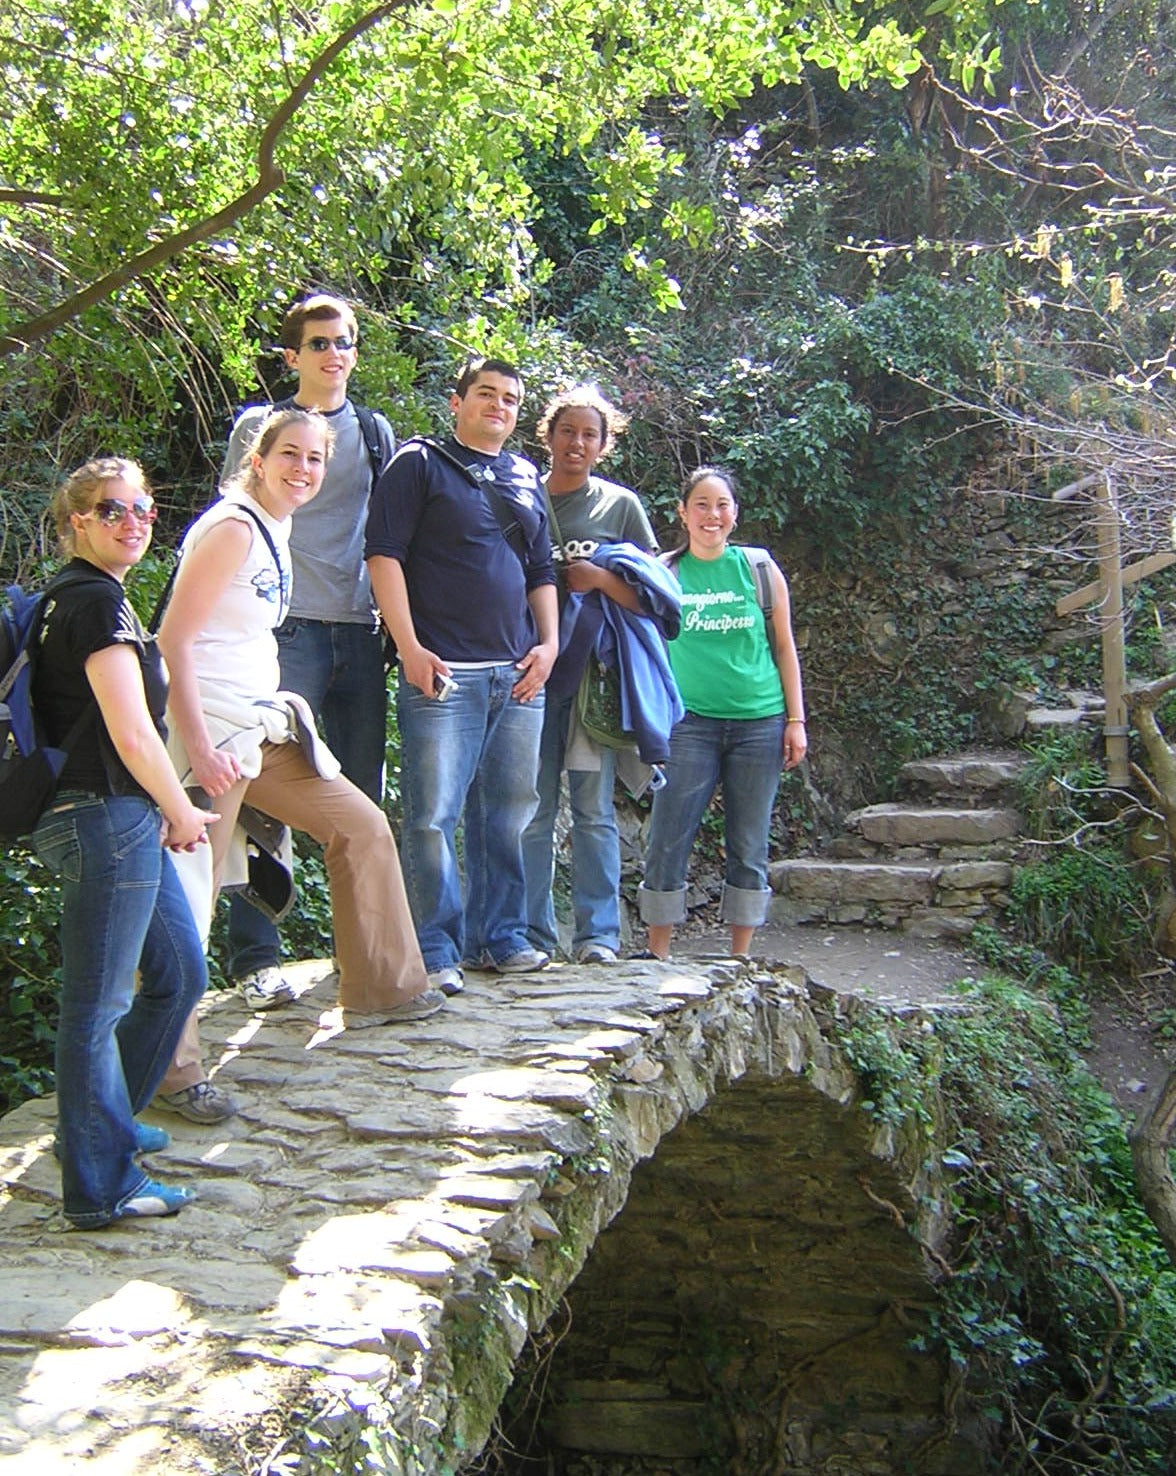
[638,467,807,959]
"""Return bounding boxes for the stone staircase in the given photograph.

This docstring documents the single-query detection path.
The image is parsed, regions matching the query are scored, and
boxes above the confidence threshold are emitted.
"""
[768,751,1030,939]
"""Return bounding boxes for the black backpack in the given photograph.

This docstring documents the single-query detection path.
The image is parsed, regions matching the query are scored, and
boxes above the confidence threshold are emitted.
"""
[0,570,106,840]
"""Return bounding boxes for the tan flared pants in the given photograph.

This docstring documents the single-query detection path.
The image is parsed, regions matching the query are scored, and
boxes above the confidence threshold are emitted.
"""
[160,740,427,1092]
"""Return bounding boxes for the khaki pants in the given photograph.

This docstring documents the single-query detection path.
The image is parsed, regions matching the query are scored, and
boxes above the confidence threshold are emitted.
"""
[161,741,426,1092]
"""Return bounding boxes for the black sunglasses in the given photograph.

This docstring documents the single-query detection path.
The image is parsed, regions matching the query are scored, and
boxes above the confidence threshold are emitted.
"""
[301,335,355,352]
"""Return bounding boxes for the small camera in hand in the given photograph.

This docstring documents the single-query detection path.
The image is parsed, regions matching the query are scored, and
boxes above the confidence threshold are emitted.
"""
[433,672,457,702]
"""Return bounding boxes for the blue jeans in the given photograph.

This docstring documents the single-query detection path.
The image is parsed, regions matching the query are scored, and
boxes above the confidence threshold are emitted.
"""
[522,692,620,955]
[34,794,209,1228]
[227,616,387,977]
[638,712,785,928]
[396,664,543,971]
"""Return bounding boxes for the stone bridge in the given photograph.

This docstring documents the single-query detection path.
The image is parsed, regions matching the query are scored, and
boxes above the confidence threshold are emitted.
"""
[0,956,980,1475]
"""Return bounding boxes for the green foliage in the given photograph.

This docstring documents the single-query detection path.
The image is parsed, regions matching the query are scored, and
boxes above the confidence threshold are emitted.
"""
[968,921,1092,1046]
[1009,731,1155,978]
[834,977,1176,1473]
[1010,845,1152,977]
[279,840,336,968]
[0,0,1019,570]
[0,846,61,1113]
[1017,729,1108,841]
[0,0,940,353]
[832,1005,939,1131]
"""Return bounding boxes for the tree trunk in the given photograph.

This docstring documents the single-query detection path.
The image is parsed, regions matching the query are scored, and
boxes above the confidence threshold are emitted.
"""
[1129,1071,1176,1267]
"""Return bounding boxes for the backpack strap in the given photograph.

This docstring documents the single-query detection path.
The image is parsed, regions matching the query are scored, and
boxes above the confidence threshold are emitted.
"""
[404,436,528,567]
[25,568,125,753]
[740,547,777,659]
[147,561,178,636]
[233,504,287,621]
[148,503,286,634]
[353,403,394,484]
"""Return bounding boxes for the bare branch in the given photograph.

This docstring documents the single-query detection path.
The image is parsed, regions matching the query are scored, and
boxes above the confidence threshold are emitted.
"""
[1056,0,1136,80]
[1127,671,1176,711]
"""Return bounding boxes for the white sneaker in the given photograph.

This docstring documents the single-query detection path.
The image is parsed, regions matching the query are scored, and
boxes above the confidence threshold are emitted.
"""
[492,947,551,974]
[239,966,296,1011]
[427,966,465,996]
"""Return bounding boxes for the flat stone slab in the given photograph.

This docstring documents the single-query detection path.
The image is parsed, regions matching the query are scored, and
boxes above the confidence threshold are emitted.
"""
[844,804,1023,847]
[769,858,939,904]
[937,860,1013,890]
[901,753,1026,796]
[1025,706,1089,728]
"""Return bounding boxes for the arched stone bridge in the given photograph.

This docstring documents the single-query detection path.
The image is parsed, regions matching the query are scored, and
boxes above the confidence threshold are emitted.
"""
[0,956,981,1474]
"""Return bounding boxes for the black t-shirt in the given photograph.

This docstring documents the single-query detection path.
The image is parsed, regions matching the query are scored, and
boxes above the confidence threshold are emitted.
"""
[32,560,168,797]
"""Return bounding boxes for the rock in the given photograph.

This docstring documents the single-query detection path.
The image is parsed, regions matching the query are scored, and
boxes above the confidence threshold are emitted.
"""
[845,804,1022,847]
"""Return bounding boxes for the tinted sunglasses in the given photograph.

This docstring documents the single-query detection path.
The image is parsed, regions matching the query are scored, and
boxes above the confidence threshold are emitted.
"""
[301,335,355,352]
[87,498,158,527]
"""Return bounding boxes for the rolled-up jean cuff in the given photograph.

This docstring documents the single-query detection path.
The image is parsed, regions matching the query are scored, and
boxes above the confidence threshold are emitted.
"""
[719,883,771,927]
[637,883,688,926]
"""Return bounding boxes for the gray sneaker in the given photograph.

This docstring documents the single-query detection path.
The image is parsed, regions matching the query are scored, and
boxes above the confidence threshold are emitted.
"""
[493,947,551,974]
[575,943,619,965]
[238,966,296,1011]
[154,1081,238,1124]
[343,988,447,1028]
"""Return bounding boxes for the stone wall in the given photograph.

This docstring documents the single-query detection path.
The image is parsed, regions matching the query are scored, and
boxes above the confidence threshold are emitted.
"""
[456,967,989,1474]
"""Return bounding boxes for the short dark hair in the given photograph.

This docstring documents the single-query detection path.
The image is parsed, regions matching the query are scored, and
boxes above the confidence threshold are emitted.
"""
[537,385,629,459]
[280,294,358,350]
[454,356,524,400]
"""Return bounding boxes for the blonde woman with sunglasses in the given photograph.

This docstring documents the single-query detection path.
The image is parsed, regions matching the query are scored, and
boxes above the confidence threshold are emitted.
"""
[30,458,216,1228]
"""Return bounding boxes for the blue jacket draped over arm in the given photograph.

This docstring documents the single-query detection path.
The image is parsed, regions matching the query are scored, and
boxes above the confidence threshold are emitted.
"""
[548,542,684,764]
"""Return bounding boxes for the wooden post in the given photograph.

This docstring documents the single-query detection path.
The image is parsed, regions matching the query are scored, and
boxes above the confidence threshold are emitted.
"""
[1095,472,1131,787]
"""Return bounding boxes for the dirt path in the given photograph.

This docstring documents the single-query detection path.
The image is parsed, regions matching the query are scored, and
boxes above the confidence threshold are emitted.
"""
[677,922,1173,1117]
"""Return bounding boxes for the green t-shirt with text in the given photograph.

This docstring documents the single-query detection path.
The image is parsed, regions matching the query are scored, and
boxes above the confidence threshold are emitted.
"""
[669,547,783,719]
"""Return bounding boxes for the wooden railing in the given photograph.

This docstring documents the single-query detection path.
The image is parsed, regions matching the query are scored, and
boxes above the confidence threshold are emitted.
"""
[1053,470,1176,788]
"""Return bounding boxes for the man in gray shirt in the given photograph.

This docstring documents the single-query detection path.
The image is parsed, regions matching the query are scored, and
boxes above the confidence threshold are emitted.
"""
[220,295,394,1014]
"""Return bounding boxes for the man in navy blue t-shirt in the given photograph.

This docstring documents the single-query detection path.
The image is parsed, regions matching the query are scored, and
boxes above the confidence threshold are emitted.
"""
[365,358,558,994]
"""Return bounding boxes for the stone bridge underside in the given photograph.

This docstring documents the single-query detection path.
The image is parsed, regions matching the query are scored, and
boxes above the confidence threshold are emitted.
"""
[0,956,982,1474]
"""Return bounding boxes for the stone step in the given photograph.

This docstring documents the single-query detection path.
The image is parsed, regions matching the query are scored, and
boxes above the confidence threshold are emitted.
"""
[1026,689,1105,731]
[1025,706,1099,730]
[769,857,1013,904]
[768,857,1014,937]
[844,804,1023,848]
[900,752,1026,801]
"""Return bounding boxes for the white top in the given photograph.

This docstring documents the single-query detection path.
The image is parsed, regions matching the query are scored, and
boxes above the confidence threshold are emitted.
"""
[178,489,291,707]
[222,400,391,624]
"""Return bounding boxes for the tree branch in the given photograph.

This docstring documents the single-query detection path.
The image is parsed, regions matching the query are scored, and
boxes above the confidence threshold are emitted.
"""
[0,0,406,357]
[0,189,66,208]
